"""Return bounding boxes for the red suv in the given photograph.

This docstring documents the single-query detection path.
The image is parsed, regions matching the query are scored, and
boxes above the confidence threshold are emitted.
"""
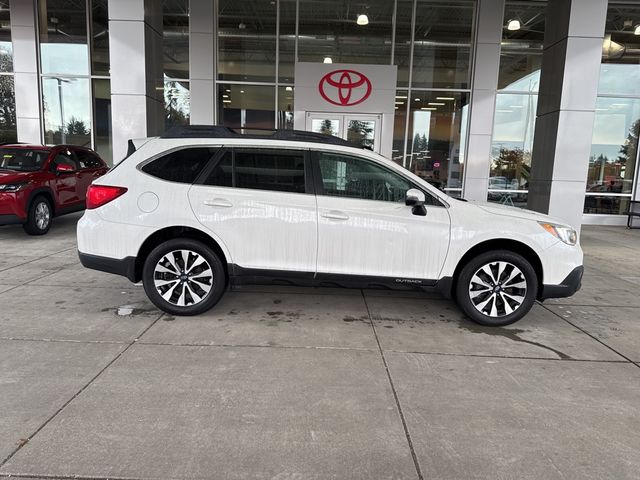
[0,144,108,235]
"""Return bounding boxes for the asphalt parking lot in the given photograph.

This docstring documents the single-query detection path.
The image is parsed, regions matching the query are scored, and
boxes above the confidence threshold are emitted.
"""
[1,213,639,480]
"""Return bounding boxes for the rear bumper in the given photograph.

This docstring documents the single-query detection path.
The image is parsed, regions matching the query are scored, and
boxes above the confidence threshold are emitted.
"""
[78,251,137,283]
[539,265,584,300]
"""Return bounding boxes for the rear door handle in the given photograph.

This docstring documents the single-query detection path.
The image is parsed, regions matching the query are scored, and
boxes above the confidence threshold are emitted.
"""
[321,210,349,220]
[204,199,233,208]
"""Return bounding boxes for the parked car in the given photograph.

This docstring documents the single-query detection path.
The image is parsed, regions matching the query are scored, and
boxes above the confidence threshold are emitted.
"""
[77,126,583,326]
[0,144,108,235]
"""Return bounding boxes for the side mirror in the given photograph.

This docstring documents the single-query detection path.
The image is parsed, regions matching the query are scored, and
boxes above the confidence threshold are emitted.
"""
[405,188,427,216]
[56,163,75,174]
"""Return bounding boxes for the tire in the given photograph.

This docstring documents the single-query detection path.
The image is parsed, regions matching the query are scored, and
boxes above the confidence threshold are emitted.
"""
[455,250,538,327]
[23,195,53,235]
[142,238,226,316]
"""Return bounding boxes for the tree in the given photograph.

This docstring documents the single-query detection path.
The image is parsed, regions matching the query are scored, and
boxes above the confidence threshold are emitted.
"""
[319,119,335,136]
[0,50,16,143]
[65,117,89,135]
[347,120,374,149]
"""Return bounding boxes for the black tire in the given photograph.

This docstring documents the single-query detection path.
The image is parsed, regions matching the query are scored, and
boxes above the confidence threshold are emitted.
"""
[455,250,538,327]
[142,238,226,316]
[23,195,53,235]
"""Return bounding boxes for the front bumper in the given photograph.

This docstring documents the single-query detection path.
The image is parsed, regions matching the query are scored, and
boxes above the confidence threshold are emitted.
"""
[78,251,138,283]
[539,265,583,300]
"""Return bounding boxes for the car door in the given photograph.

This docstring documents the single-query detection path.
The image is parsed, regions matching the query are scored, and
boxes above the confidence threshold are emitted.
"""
[74,149,106,203]
[50,149,80,207]
[314,150,451,281]
[189,147,317,273]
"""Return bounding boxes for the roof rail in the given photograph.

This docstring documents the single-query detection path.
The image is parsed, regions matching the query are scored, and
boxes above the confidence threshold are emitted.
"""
[160,125,355,147]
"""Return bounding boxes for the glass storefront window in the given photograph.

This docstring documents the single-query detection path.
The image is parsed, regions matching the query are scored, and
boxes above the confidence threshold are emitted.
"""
[393,90,408,166]
[42,77,91,146]
[277,86,294,130]
[600,5,640,97]
[279,0,296,83]
[411,1,474,89]
[91,0,109,76]
[39,0,89,75]
[93,79,112,164]
[405,92,468,192]
[0,0,12,73]
[163,0,189,80]
[165,80,190,130]
[0,75,16,143]
[218,0,277,82]
[218,84,275,129]
[394,0,414,87]
[498,1,545,92]
[489,93,537,207]
[297,0,394,65]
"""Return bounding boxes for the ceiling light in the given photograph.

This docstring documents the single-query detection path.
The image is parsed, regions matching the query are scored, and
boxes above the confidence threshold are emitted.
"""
[240,90,245,93]
[507,19,521,31]
[420,107,436,110]
[635,25,640,35]
[285,86,293,91]
[222,94,229,98]
[428,102,445,106]
[323,56,333,64]
[395,95,408,99]
[223,100,231,103]
[436,97,455,101]
[414,98,420,101]
[357,14,369,26]
[238,22,246,29]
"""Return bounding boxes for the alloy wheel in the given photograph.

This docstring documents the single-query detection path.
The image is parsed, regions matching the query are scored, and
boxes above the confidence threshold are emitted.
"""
[468,261,527,318]
[35,202,50,230]
[153,249,214,307]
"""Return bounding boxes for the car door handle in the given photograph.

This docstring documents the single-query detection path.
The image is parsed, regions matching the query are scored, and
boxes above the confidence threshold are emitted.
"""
[321,210,349,220]
[204,199,233,208]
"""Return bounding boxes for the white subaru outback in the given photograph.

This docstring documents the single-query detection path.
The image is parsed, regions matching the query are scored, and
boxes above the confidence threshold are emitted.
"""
[77,126,583,326]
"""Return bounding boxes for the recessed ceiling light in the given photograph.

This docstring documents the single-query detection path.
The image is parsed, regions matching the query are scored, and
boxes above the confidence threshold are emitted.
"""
[240,90,245,93]
[435,97,455,101]
[223,99,231,103]
[635,24,640,35]
[395,95,408,99]
[428,102,445,106]
[285,86,293,91]
[414,98,420,101]
[507,19,520,31]
[420,107,436,110]
[357,14,369,26]
[323,56,333,64]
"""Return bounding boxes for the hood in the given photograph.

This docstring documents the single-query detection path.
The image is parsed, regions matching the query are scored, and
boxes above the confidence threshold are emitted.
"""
[469,200,570,226]
[0,170,35,185]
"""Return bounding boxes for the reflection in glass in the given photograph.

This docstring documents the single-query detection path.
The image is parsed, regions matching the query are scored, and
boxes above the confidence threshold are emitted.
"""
[163,0,189,79]
[394,0,413,87]
[277,86,294,130]
[392,90,408,166]
[93,79,112,164]
[42,77,91,146]
[405,92,468,191]
[218,84,275,129]
[411,1,474,89]
[599,5,640,96]
[165,80,190,130]
[39,0,89,75]
[91,0,109,75]
[0,0,12,73]
[489,93,537,208]
[347,120,375,150]
[298,0,393,65]
[279,0,296,83]
[498,1,545,92]
[311,119,340,137]
[218,0,277,82]
[0,75,16,143]
[584,195,630,215]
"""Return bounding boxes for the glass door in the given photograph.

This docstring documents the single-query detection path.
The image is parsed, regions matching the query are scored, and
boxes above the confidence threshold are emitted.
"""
[306,113,382,153]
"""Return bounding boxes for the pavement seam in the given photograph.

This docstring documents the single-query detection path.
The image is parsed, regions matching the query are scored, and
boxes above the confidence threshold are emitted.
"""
[361,290,424,480]
[0,313,165,470]
[540,303,640,368]
[0,247,76,273]
[0,263,80,296]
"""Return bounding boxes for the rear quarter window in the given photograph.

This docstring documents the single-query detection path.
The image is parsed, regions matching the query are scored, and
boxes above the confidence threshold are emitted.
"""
[141,147,218,183]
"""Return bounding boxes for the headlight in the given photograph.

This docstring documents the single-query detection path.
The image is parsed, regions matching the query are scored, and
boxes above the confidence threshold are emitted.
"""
[0,182,29,192]
[539,222,577,246]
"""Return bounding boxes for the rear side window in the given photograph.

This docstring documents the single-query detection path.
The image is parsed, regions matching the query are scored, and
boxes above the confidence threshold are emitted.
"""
[75,150,104,169]
[141,147,217,183]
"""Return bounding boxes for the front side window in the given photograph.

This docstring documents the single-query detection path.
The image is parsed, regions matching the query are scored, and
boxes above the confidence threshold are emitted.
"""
[0,148,50,172]
[141,147,217,184]
[317,152,412,203]
[234,149,305,193]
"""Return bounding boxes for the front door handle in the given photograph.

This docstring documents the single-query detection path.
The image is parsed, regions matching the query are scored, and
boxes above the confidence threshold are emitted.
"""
[321,210,349,220]
[204,199,233,208]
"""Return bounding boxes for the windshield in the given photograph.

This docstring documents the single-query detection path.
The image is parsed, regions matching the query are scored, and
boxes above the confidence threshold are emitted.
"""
[0,148,50,172]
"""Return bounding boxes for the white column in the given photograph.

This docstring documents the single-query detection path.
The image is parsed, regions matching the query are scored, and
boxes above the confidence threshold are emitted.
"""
[462,0,504,201]
[108,0,164,162]
[527,0,607,231]
[189,0,215,125]
[10,0,41,143]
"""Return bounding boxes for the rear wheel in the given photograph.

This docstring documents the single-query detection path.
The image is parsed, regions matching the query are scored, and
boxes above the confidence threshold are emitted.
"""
[455,250,538,326]
[23,196,52,235]
[142,238,226,316]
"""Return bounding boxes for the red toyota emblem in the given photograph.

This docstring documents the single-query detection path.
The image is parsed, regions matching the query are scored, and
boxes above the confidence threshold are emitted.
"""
[318,69,372,106]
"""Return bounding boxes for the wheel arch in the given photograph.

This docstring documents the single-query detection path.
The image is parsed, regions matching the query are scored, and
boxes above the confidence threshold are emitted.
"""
[134,226,230,284]
[27,188,56,216]
[448,239,543,300]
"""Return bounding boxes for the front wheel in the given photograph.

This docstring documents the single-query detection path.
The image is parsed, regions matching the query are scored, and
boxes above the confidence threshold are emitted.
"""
[455,250,538,326]
[142,238,226,316]
[23,196,52,235]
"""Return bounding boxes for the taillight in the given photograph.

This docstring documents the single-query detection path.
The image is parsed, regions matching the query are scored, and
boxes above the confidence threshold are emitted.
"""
[86,185,127,209]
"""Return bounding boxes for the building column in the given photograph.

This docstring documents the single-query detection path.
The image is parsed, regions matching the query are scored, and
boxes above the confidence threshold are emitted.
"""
[108,0,164,162]
[527,0,607,230]
[10,0,41,143]
[189,0,215,125]
[462,0,504,201]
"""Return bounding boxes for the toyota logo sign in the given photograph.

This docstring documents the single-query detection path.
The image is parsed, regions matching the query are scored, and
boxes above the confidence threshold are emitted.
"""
[318,69,372,106]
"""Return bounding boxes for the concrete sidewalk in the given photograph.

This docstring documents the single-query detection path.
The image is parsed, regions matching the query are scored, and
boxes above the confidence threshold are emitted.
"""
[0,213,639,479]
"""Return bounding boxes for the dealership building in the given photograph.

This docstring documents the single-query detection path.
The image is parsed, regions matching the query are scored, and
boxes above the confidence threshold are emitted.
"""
[1,0,639,229]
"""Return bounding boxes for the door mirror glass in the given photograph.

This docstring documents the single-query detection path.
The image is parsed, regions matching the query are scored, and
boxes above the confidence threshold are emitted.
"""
[56,163,75,173]
[405,188,425,206]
